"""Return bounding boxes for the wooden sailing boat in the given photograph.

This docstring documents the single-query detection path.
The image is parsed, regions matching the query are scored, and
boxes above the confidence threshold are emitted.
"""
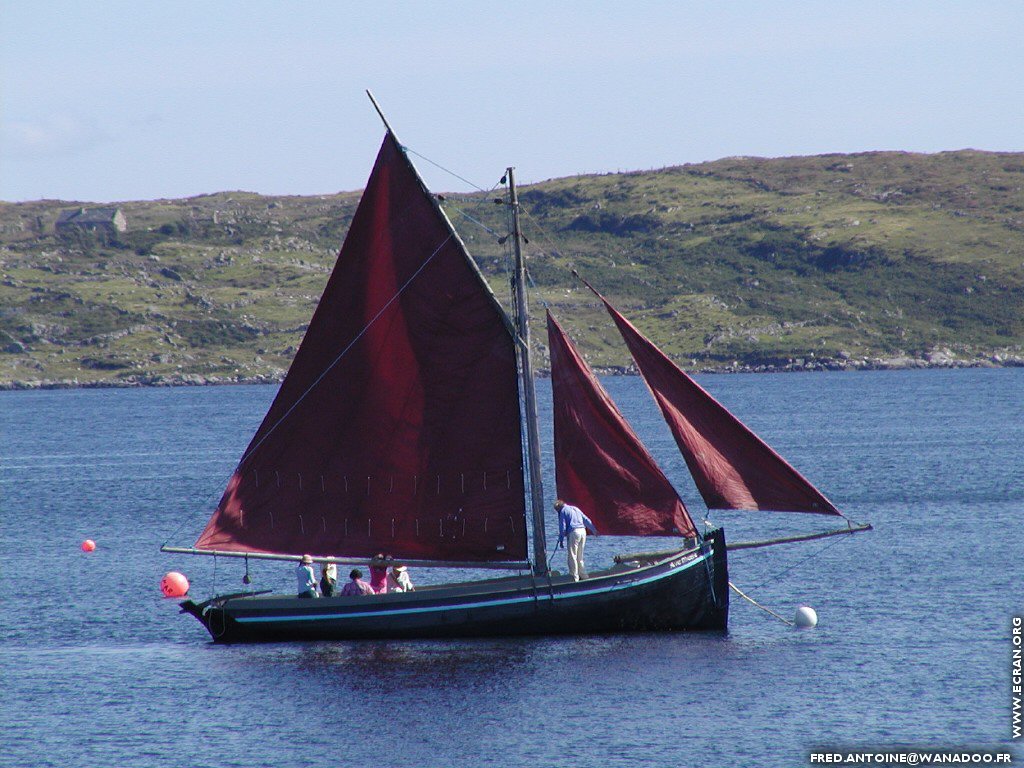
[166,95,867,642]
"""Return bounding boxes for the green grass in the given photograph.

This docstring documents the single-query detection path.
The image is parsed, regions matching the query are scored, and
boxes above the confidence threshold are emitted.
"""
[1,149,1021,385]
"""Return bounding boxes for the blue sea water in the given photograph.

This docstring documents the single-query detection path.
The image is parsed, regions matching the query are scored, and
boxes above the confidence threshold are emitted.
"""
[1,369,1021,768]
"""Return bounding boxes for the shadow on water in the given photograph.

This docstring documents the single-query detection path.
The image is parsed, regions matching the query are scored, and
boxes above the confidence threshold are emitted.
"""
[293,639,534,692]
[213,630,742,700]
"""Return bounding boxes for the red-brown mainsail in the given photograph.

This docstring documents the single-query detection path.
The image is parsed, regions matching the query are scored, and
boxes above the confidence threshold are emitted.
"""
[196,134,527,562]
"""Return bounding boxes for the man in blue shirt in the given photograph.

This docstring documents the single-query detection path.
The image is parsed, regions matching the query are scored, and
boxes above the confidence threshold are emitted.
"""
[555,499,598,581]
[296,554,318,598]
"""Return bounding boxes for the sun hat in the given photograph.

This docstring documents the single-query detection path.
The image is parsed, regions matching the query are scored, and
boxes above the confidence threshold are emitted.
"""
[300,554,313,564]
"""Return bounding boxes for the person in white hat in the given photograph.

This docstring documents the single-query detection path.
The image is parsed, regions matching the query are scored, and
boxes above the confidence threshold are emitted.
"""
[387,564,414,593]
[296,554,319,598]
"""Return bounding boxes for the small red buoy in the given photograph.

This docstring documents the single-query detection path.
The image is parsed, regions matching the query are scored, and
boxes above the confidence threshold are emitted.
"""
[81,539,96,552]
[161,571,190,597]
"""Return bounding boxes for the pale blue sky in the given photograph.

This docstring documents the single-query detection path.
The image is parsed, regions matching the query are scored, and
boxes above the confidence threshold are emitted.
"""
[2,1,1022,202]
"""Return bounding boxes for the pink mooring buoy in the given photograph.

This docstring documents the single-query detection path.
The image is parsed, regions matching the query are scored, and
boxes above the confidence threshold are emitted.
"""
[81,539,96,552]
[161,571,190,598]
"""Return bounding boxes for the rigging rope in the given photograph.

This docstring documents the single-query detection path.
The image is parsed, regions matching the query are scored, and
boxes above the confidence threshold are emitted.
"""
[522,205,688,275]
[524,262,552,312]
[734,530,852,592]
[728,581,794,626]
[160,488,220,548]
[405,147,491,193]
[236,231,455,469]
[450,206,502,238]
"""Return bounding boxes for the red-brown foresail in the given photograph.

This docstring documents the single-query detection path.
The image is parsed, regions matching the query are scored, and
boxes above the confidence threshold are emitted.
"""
[599,297,841,515]
[548,310,697,537]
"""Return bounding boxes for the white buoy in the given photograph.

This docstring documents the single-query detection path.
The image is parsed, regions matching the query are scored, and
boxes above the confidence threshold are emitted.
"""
[794,605,818,628]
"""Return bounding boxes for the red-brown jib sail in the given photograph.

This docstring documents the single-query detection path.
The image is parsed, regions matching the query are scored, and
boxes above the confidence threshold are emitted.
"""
[547,311,697,538]
[599,296,841,516]
[195,134,528,562]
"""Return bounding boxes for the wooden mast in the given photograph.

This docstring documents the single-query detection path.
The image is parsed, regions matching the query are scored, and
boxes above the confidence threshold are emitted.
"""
[508,167,549,576]
[368,93,547,572]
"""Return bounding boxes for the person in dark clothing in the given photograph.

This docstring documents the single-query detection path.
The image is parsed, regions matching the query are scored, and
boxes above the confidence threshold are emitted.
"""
[320,562,338,597]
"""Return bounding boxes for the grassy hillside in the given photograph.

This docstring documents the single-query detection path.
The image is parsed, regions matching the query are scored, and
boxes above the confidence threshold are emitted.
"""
[1,150,1022,387]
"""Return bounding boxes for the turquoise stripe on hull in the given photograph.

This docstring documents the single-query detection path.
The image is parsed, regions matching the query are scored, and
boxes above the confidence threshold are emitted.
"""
[234,550,708,624]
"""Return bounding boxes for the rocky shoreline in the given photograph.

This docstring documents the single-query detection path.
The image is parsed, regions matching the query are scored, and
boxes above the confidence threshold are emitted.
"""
[2,353,1021,391]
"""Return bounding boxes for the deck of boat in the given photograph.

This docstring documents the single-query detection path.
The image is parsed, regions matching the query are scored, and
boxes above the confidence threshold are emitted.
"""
[181,532,729,642]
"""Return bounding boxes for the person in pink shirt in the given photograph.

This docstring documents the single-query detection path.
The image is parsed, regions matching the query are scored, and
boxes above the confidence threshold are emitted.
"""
[340,568,375,596]
[369,553,390,594]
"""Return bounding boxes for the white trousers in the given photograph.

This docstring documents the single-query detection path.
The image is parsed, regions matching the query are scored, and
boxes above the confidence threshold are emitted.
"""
[567,527,588,581]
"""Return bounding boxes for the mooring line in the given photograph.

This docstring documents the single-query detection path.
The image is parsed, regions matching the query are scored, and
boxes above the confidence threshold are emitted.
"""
[728,581,794,626]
